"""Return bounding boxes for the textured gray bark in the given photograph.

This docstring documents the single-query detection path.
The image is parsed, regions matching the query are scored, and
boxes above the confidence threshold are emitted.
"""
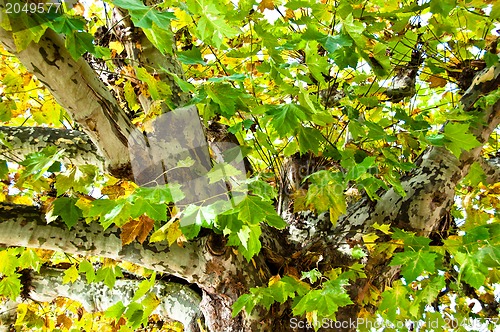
[0,267,202,331]
[0,203,270,330]
[0,126,103,169]
[29,267,202,331]
[0,3,499,330]
[0,20,134,176]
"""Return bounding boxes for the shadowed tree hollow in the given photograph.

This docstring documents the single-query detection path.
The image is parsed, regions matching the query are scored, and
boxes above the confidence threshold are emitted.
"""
[0,0,500,331]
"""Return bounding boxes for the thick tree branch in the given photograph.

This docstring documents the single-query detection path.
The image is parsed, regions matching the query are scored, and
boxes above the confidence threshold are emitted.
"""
[479,156,500,185]
[28,267,202,331]
[0,203,271,331]
[0,23,134,176]
[335,62,500,242]
[0,126,103,169]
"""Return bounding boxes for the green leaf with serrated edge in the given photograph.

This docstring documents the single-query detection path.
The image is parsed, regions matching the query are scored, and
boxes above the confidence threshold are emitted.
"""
[301,269,322,283]
[459,256,488,289]
[237,196,276,225]
[133,184,184,204]
[443,123,481,158]
[298,126,324,154]
[462,162,486,186]
[247,179,277,201]
[62,265,79,284]
[18,249,41,273]
[206,162,242,184]
[105,301,126,320]
[0,250,18,276]
[113,0,176,29]
[143,22,173,54]
[96,265,123,289]
[78,260,96,283]
[132,272,156,301]
[55,165,98,196]
[268,279,297,304]
[89,199,131,229]
[66,31,95,60]
[131,197,167,221]
[124,302,145,329]
[414,275,445,306]
[378,281,410,321]
[0,275,21,300]
[389,251,436,282]
[391,228,431,249]
[53,197,83,229]
[197,9,239,48]
[20,146,65,181]
[232,294,253,316]
[266,104,308,137]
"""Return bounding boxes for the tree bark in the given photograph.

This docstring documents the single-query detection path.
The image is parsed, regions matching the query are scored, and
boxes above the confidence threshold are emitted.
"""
[0,203,273,330]
[0,126,103,169]
[0,267,203,331]
[0,24,134,176]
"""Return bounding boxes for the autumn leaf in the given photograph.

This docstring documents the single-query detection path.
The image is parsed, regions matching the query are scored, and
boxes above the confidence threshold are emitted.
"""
[426,75,448,88]
[258,0,274,12]
[121,215,155,245]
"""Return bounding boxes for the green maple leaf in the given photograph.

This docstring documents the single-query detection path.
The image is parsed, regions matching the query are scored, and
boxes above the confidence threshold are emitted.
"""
[268,279,297,304]
[237,196,276,225]
[89,199,131,229]
[53,197,83,229]
[389,250,437,282]
[18,249,41,273]
[78,260,96,283]
[96,265,123,289]
[113,0,176,29]
[298,127,324,154]
[0,250,18,276]
[197,4,239,48]
[62,265,79,284]
[267,104,308,137]
[206,162,242,184]
[459,256,488,289]
[0,275,21,300]
[20,146,65,180]
[105,301,126,320]
[134,184,184,204]
[443,123,481,158]
[378,281,410,321]
[131,197,167,221]
[66,31,95,60]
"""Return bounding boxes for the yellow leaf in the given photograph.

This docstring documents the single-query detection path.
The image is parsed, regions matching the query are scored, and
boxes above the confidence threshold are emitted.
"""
[372,222,392,235]
[166,220,183,246]
[257,0,274,12]
[109,41,125,54]
[362,233,379,251]
[268,274,281,286]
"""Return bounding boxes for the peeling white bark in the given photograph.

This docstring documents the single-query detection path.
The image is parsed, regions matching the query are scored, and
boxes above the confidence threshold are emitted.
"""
[0,126,103,169]
[28,267,202,331]
[0,203,270,331]
[0,23,134,174]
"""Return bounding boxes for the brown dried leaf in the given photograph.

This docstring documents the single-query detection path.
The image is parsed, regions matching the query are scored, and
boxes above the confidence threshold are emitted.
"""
[56,314,73,329]
[426,75,448,88]
[121,215,155,245]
